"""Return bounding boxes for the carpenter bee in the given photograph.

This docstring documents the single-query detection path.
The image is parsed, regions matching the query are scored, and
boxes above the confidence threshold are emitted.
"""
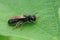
[8,14,36,29]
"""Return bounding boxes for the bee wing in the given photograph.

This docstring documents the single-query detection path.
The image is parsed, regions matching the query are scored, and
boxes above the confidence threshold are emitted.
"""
[10,16,25,19]
[17,16,25,19]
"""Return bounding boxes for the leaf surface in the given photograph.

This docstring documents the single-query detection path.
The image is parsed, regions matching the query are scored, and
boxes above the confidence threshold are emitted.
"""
[0,0,59,40]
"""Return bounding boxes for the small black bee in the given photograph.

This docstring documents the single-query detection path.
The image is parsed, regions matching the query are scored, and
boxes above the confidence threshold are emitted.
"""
[8,14,36,29]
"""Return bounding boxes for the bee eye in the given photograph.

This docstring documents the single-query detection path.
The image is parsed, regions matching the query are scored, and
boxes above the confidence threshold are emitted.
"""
[31,16,36,21]
[30,16,34,21]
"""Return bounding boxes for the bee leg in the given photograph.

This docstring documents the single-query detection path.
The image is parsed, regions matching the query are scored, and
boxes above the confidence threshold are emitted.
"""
[20,22,24,31]
[30,20,36,24]
[13,21,23,29]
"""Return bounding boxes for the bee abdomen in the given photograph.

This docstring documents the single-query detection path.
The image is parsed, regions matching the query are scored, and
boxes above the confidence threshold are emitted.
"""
[8,19,19,25]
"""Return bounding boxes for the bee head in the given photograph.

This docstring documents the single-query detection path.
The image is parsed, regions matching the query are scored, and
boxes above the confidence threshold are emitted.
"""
[30,15,36,21]
[24,15,36,21]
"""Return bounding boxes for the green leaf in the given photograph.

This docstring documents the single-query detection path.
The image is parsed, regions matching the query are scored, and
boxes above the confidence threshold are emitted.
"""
[0,35,9,40]
[0,0,59,40]
[0,35,28,40]
[58,7,60,40]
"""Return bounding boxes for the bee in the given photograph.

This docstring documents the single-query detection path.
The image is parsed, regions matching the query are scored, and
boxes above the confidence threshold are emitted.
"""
[8,14,36,29]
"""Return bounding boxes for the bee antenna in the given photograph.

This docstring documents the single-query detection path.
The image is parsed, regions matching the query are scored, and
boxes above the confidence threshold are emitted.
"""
[33,12,38,15]
[33,12,40,18]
